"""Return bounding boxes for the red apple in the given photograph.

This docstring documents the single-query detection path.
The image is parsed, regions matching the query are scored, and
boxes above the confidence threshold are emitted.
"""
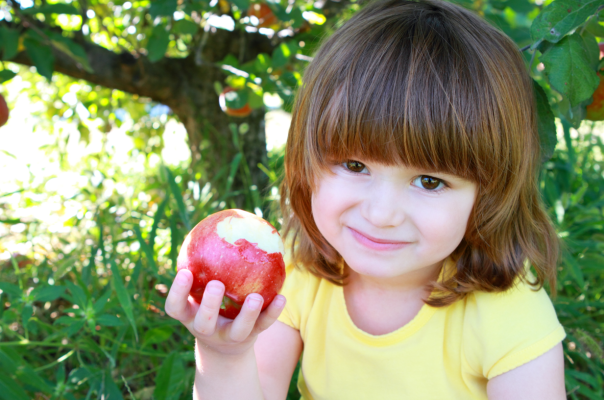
[219,87,253,118]
[586,71,604,121]
[0,93,9,127]
[177,209,286,319]
[247,3,278,29]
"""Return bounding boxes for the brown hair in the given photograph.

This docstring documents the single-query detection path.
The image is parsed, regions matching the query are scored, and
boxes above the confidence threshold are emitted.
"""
[279,0,559,306]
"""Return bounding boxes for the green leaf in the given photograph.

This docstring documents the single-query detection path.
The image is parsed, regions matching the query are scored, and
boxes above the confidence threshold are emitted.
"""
[231,0,250,11]
[0,282,21,297]
[172,20,200,35]
[47,33,93,73]
[224,88,249,109]
[110,259,138,341]
[272,43,292,69]
[581,31,600,70]
[24,37,55,81]
[149,0,178,18]
[96,314,125,326]
[557,95,586,126]
[31,285,66,302]
[142,326,174,347]
[248,86,264,109]
[20,304,32,326]
[507,0,535,13]
[64,319,86,336]
[147,25,170,63]
[54,316,77,325]
[93,287,113,314]
[0,349,17,372]
[21,3,79,15]
[65,281,88,308]
[531,0,603,43]
[0,70,16,84]
[153,351,185,400]
[0,27,19,60]
[533,80,557,162]
[585,16,604,37]
[0,374,29,400]
[15,365,53,394]
[102,369,125,400]
[255,53,271,74]
[541,33,600,107]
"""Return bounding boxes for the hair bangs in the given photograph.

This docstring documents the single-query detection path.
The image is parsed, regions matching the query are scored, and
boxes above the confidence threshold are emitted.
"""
[305,14,483,183]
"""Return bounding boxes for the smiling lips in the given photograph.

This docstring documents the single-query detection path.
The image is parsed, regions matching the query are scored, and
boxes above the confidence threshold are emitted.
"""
[348,227,411,251]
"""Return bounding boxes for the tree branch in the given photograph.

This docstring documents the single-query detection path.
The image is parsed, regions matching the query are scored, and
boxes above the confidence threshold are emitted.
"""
[1,20,275,108]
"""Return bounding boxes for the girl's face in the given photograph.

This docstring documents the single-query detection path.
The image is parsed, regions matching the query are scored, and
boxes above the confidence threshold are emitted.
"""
[311,158,477,287]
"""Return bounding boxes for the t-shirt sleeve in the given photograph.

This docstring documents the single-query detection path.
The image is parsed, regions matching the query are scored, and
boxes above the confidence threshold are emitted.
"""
[277,260,312,331]
[462,273,566,380]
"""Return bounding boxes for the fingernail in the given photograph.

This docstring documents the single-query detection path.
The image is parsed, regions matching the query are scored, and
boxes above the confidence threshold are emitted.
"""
[206,283,223,295]
[273,296,285,308]
[248,296,262,310]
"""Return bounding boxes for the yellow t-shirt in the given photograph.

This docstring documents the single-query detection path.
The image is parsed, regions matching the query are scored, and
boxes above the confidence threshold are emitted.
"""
[277,256,565,400]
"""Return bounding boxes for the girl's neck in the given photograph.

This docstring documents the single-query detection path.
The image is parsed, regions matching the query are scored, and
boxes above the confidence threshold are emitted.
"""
[343,260,444,298]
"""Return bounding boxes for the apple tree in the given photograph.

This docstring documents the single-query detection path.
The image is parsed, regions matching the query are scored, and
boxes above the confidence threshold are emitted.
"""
[1,0,604,399]
[0,0,603,195]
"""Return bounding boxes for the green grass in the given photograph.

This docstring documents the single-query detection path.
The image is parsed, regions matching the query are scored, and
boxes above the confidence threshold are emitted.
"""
[0,121,603,399]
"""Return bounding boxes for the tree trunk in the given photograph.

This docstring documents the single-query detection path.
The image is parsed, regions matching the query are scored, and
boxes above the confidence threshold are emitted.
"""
[170,67,269,212]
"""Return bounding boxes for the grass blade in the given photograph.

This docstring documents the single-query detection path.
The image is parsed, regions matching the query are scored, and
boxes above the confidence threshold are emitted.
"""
[153,351,185,400]
[164,166,191,231]
[109,259,138,342]
[134,225,158,276]
[149,196,168,247]
[225,153,243,196]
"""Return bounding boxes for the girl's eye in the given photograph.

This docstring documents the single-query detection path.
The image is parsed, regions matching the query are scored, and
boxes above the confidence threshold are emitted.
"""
[343,160,367,173]
[414,175,445,191]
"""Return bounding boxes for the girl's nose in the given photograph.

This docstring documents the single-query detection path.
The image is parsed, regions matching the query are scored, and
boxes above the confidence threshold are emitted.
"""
[360,181,407,228]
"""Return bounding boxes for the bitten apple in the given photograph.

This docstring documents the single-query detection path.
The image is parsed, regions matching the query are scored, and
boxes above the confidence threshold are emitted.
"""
[177,209,286,319]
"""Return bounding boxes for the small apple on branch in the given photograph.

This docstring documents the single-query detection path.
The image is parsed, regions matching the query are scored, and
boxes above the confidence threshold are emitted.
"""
[177,209,286,319]
[0,93,9,127]
[586,43,604,121]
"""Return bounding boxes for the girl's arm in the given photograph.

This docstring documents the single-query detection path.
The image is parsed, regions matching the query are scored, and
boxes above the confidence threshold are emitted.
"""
[255,320,304,400]
[165,268,288,400]
[486,343,566,400]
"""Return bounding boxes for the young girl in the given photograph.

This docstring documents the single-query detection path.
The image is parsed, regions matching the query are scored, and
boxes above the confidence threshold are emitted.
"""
[165,0,567,398]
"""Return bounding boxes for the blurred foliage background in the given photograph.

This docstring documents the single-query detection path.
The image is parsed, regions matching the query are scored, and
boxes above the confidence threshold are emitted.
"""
[1,0,604,399]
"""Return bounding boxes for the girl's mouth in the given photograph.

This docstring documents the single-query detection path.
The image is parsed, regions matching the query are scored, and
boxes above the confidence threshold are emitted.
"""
[347,227,411,251]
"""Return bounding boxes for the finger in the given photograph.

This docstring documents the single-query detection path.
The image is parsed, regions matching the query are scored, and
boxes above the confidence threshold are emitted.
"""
[227,294,264,343]
[165,269,195,321]
[193,280,225,337]
[253,295,286,334]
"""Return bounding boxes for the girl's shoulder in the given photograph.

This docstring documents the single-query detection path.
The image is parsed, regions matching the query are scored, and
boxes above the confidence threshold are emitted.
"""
[459,269,566,379]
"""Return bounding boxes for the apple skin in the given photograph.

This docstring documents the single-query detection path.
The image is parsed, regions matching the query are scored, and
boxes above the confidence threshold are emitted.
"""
[219,87,252,118]
[587,71,604,121]
[0,94,9,127]
[247,3,278,29]
[177,209,286,319]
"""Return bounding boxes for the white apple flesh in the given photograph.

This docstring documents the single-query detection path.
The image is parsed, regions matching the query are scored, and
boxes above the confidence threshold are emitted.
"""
[177,209,286,319]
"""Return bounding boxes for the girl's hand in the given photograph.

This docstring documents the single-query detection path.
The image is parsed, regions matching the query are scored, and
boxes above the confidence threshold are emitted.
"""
[164,268,286,357]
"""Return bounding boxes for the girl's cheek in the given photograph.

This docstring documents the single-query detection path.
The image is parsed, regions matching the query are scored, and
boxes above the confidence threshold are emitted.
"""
[416,201,471,245]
